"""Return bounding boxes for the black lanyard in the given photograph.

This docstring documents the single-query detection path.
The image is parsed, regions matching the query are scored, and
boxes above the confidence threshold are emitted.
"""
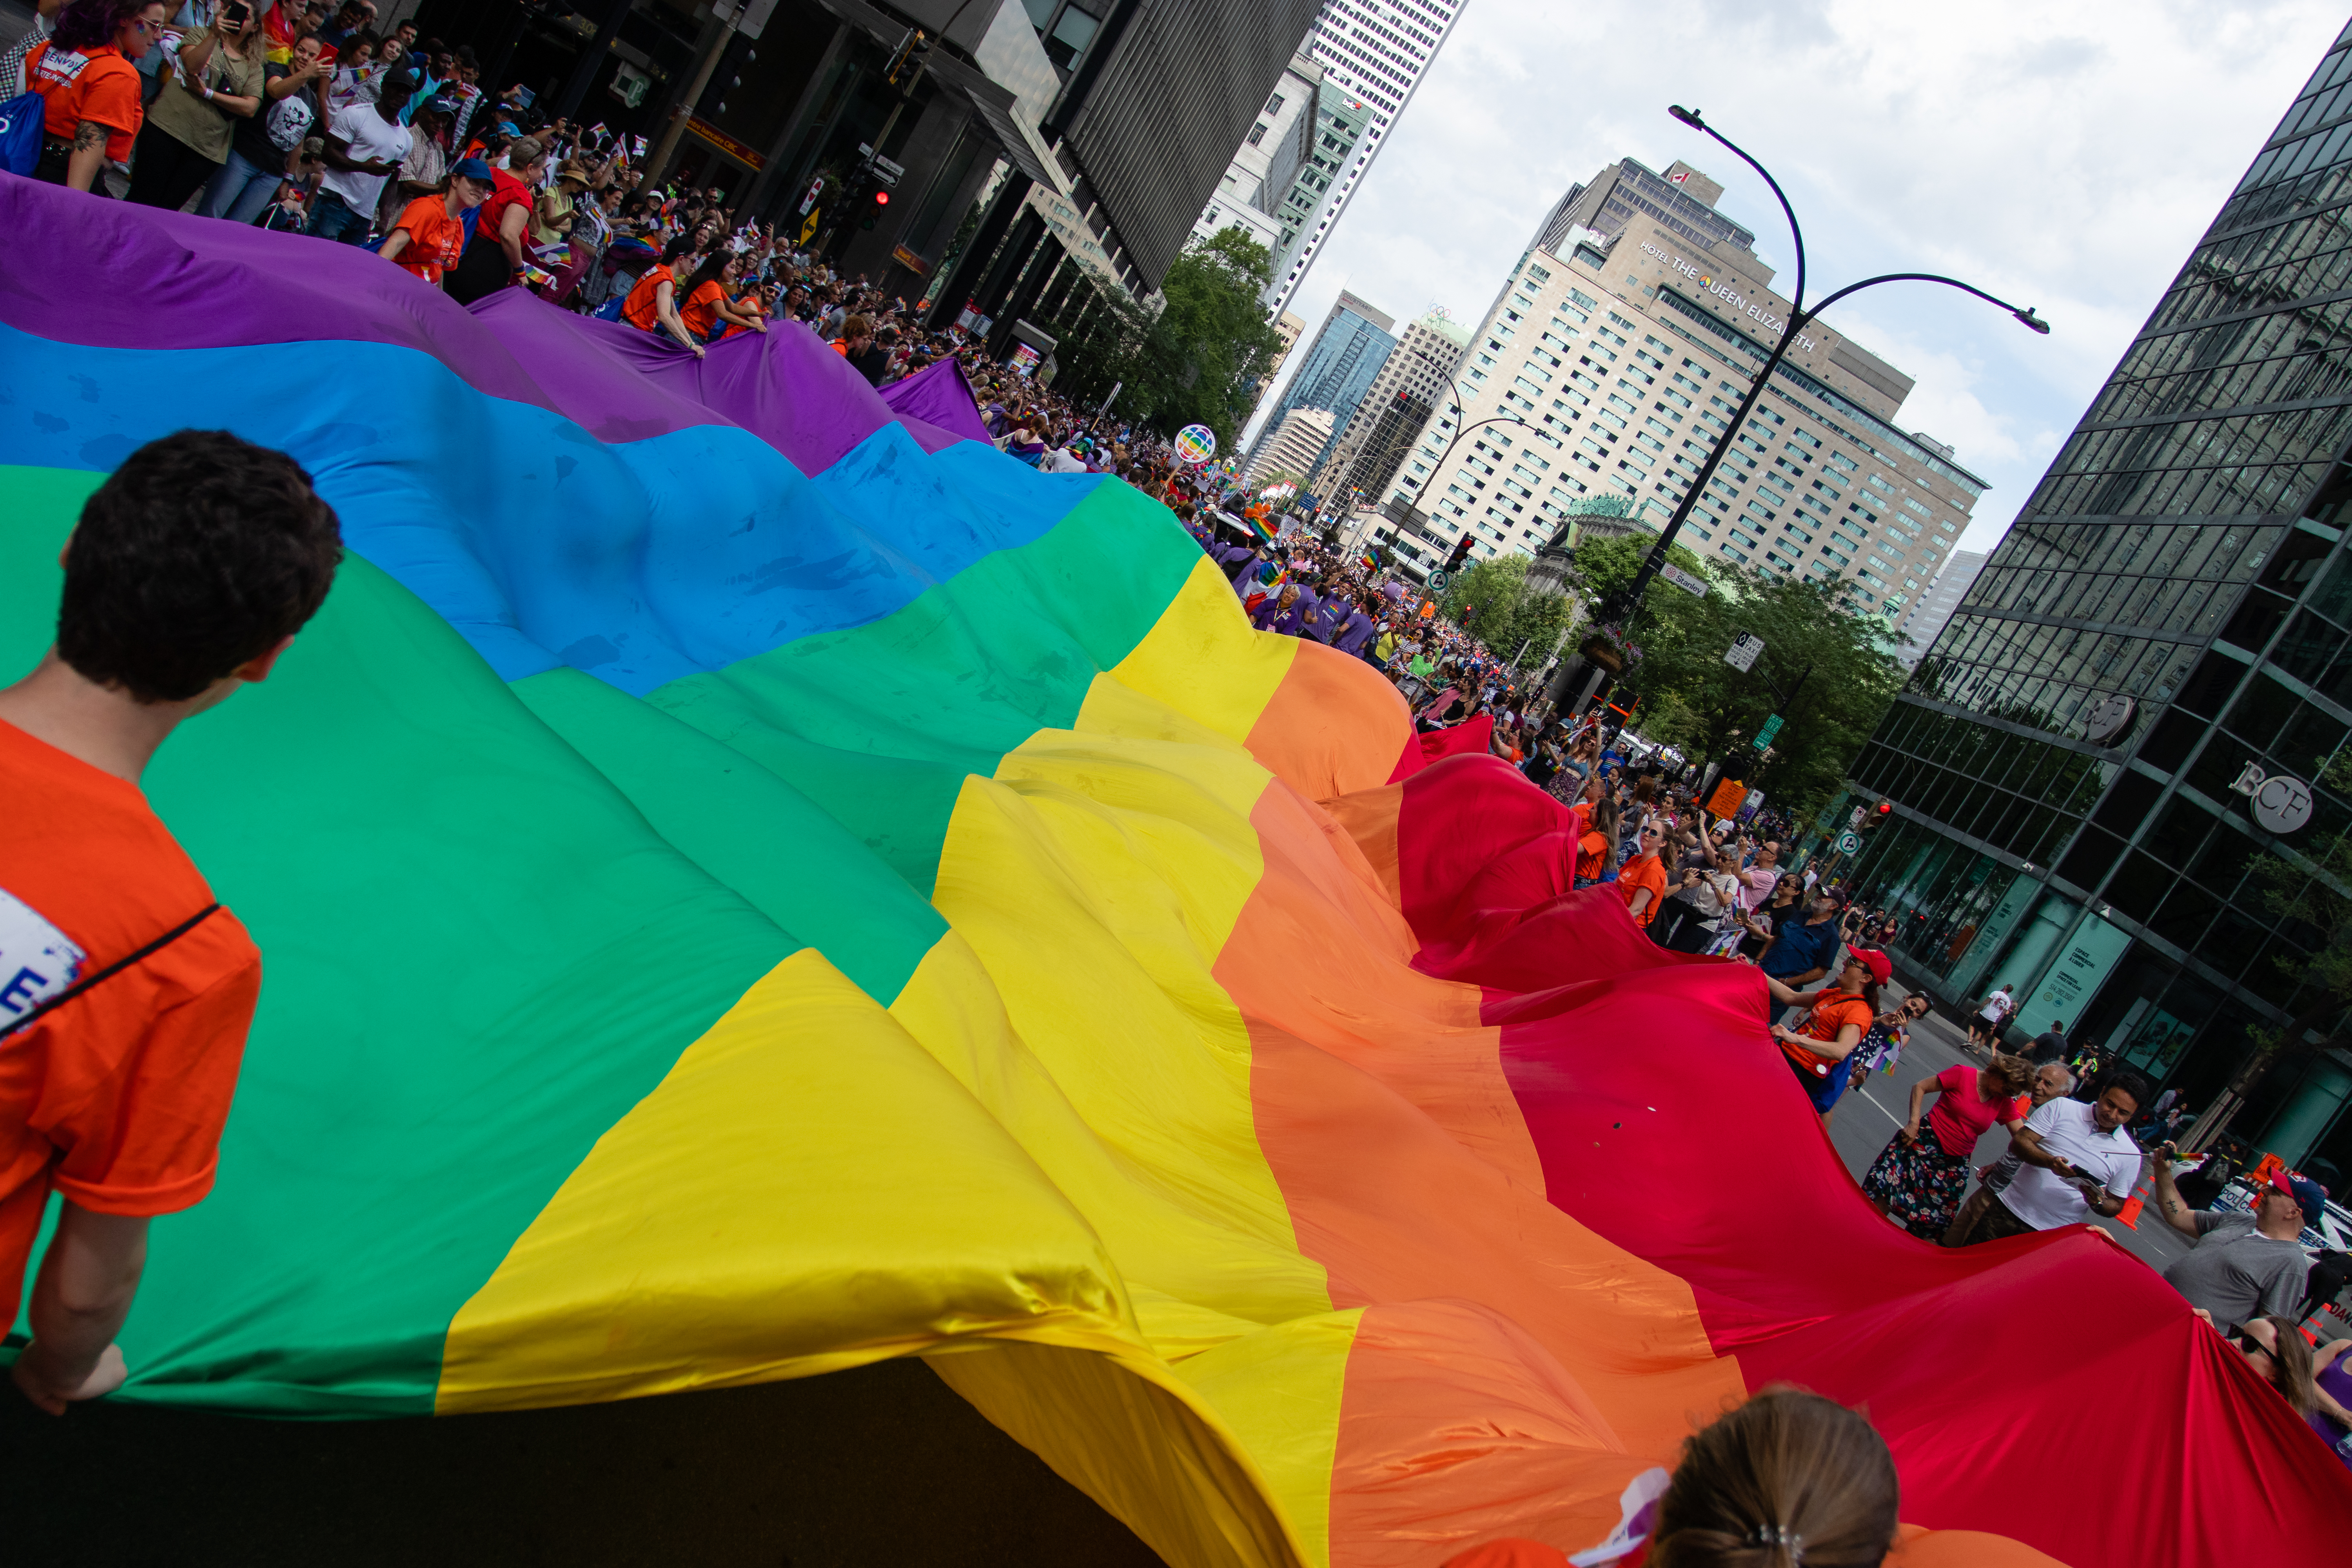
[0,905,220,1042]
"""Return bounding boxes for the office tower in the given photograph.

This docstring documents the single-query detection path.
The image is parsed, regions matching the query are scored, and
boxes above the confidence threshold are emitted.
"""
[1368,155,1979,612]
[1842,20,2352,1174]
[1266,0,1469,314]
[906,0,1327,338]
[1893,549,1988,661]
[1256,309,1308,400]
[1249,289,1398,476]
[1192,52,1325,254]
[1319,307,1474,506]
[1248,407,1339,487]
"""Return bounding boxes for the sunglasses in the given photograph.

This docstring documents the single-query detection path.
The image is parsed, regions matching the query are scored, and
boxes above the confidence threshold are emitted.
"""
[2232,1330,2272,1359]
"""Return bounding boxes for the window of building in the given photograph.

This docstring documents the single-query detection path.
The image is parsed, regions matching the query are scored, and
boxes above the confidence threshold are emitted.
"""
[1247,123,1268,146]
[1265,92,1286,116]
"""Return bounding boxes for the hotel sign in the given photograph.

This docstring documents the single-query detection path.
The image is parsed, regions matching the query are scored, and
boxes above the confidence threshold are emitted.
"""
[687,116,766,170]
[1640,241,1816,352]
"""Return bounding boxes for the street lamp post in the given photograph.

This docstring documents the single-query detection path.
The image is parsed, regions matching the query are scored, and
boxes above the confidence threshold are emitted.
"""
[1593,106,2050,637]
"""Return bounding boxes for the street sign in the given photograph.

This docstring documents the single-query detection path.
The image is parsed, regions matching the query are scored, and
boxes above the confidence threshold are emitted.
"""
[1660,563,1710,598]
[1752,713,1784,750]
[1835,830,1863,855]
[1705,777,1748,821]
[1426,569,1450,591]
[797,177,823,215]
[1725,633,1764,672]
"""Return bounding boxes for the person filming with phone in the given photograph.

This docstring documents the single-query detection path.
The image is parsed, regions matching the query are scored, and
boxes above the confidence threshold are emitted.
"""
[1958,1071,2146,1244]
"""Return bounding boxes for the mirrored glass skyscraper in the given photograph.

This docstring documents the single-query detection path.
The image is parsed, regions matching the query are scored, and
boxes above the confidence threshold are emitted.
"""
[1840,19,2352,1178]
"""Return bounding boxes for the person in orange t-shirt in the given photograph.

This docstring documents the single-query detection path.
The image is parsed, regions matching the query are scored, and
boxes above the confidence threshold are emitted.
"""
[27,0,169,191]
[1766,947,1890,1125]
[619,234,705,358]
[379,156,497,285]
[0,431,341,1416]
[1616,821,1669,927]
[675,251,768,345]
[1573,797,1617,889]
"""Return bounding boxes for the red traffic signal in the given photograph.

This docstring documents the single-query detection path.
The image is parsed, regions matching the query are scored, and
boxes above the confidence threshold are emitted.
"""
[1876,800,1893,815]
[873,191,890,205]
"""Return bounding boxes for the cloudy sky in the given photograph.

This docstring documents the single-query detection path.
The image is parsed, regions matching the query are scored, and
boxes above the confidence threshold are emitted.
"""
[1250,0,2346,554]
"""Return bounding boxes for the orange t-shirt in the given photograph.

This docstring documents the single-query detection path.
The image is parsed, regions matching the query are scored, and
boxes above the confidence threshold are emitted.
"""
[678,279,727,340]
[1783,992,1875,1079]
[0,720,261,1325]
[389,195,464,283]
[1617,851,1668,927]
[621,263,674,331]
[27,42,144,163]
[1575,829,1607,883]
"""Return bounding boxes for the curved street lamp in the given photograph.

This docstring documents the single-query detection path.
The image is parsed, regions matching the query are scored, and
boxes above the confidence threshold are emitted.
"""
[1593,106,2050,632]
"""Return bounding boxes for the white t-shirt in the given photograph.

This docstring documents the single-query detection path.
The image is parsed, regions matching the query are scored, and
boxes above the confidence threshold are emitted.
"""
[318,100,413,212]
[1979,992,2013,1023]
[1998,1097,2141,1230]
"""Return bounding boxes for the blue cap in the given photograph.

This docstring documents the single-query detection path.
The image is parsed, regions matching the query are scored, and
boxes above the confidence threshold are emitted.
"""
[450,157,497,185]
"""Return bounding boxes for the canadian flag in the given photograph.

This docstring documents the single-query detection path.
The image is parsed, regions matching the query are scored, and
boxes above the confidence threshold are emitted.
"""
[1668,171,1691,185]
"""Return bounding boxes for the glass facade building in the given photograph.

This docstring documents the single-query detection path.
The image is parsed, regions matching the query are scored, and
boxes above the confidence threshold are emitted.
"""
[1249,290,1397,478]
[1841,20,2352,1178]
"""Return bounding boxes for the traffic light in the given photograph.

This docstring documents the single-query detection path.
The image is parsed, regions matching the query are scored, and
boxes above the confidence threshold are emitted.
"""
[885,27,930,87]
[1445,532,1475,572]
[860,189,889,230]
[1860,799,1894,830]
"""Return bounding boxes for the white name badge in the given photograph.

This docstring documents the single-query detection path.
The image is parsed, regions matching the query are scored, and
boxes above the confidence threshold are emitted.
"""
[0,887,87,1022]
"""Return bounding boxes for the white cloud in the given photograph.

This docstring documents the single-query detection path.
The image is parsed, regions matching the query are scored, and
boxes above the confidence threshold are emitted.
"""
[1251,0,2344,555]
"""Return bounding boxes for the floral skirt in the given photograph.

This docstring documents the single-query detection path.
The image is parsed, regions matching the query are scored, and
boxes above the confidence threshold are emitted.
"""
[1862,1131,1970,1241]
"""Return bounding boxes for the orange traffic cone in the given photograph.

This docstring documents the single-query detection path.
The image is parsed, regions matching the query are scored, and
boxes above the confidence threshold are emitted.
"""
[2116,1195,2143,1229]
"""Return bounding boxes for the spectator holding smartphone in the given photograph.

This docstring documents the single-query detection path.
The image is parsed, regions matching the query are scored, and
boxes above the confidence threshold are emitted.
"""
[306,64,408,241]
[2153,1154,2324,1332]
[126,0,264,210]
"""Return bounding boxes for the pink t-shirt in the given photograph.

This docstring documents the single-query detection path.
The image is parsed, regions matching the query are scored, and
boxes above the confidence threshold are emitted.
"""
[1925,1063,2022,1157]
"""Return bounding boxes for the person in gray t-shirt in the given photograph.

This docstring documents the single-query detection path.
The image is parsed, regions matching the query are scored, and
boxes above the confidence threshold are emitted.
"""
[2152,1153,2322,1331]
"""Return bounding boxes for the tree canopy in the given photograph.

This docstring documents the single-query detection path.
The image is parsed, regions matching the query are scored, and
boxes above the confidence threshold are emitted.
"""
[1560,536,1909,824]
[1437,555,1574,676]
[1038,230,1287,451]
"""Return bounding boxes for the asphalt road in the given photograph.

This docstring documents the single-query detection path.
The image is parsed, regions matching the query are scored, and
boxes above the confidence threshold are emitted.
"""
[1826,990,2201,1277]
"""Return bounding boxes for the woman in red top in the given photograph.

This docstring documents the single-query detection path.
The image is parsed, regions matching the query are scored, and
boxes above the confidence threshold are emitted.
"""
[442,134,545,306]
[27,0,168,191]
[1861,1047,2033,1240]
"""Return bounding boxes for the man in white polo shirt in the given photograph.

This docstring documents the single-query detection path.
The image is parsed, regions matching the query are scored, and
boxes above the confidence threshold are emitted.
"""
[1962,1071,2148,1244]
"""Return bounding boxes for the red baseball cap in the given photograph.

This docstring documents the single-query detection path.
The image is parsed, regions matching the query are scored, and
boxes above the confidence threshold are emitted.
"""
[2271,1168,2328,1220]
[1849,947,1893,985]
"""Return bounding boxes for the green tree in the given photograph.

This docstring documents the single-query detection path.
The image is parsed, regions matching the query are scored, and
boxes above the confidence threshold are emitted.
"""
[1035,231,1285,449]
[1564,537,1907,823]
[1438,555,1574,673]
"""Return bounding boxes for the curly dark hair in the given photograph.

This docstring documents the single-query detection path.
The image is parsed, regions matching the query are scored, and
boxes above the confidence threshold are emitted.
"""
[58,432,343,704]
[51,0,162,53]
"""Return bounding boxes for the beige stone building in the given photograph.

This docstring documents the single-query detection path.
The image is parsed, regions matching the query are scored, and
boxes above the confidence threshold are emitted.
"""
[1373,156,1986,622]
[1318,306,1474,506]
[1247,405,1338,489]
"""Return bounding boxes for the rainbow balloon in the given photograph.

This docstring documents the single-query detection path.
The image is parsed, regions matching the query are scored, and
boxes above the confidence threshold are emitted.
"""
[1,183,2342,1568]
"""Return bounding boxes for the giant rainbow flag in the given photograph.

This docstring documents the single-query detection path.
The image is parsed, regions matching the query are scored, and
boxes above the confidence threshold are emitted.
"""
[3,180,2345,1566]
